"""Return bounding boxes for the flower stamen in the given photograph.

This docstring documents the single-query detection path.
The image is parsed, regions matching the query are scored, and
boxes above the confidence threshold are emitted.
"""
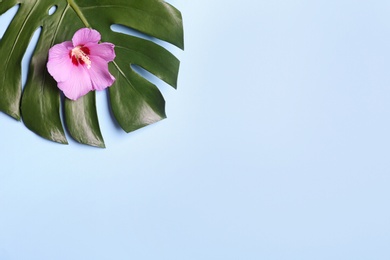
[71,46,91,69]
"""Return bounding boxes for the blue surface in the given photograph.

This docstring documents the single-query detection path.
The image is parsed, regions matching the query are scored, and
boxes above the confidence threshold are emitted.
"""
[1,1,390,259]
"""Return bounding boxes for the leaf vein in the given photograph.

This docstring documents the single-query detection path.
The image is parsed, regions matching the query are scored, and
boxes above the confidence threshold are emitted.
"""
[4,2,39,72]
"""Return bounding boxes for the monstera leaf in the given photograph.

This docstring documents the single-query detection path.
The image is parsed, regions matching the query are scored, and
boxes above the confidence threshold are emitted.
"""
[0,0,183,147]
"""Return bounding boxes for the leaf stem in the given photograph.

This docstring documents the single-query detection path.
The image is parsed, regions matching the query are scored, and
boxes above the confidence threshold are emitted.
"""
[67,0,91,28]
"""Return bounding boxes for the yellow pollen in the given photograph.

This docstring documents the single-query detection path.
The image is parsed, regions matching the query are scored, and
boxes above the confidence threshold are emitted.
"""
[71,46,91,69]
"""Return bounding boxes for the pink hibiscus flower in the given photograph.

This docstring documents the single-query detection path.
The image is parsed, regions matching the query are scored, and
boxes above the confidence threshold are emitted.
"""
[47,28,116,100]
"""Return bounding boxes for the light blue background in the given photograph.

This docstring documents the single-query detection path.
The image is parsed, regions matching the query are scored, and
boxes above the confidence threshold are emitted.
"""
[1,0,390,259]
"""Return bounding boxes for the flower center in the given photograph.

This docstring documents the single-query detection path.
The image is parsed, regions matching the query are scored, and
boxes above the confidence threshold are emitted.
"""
[70,46,91,69]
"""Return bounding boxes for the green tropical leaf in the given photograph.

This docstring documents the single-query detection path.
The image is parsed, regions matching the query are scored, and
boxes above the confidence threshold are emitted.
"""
[0,0,183,147]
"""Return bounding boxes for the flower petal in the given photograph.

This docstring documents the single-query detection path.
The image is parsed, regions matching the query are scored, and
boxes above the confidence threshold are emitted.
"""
[47,41,74,82]
[85,42,116,62]
[72,28,101,46]
[58,65,93,100]
[88,55,116,91]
